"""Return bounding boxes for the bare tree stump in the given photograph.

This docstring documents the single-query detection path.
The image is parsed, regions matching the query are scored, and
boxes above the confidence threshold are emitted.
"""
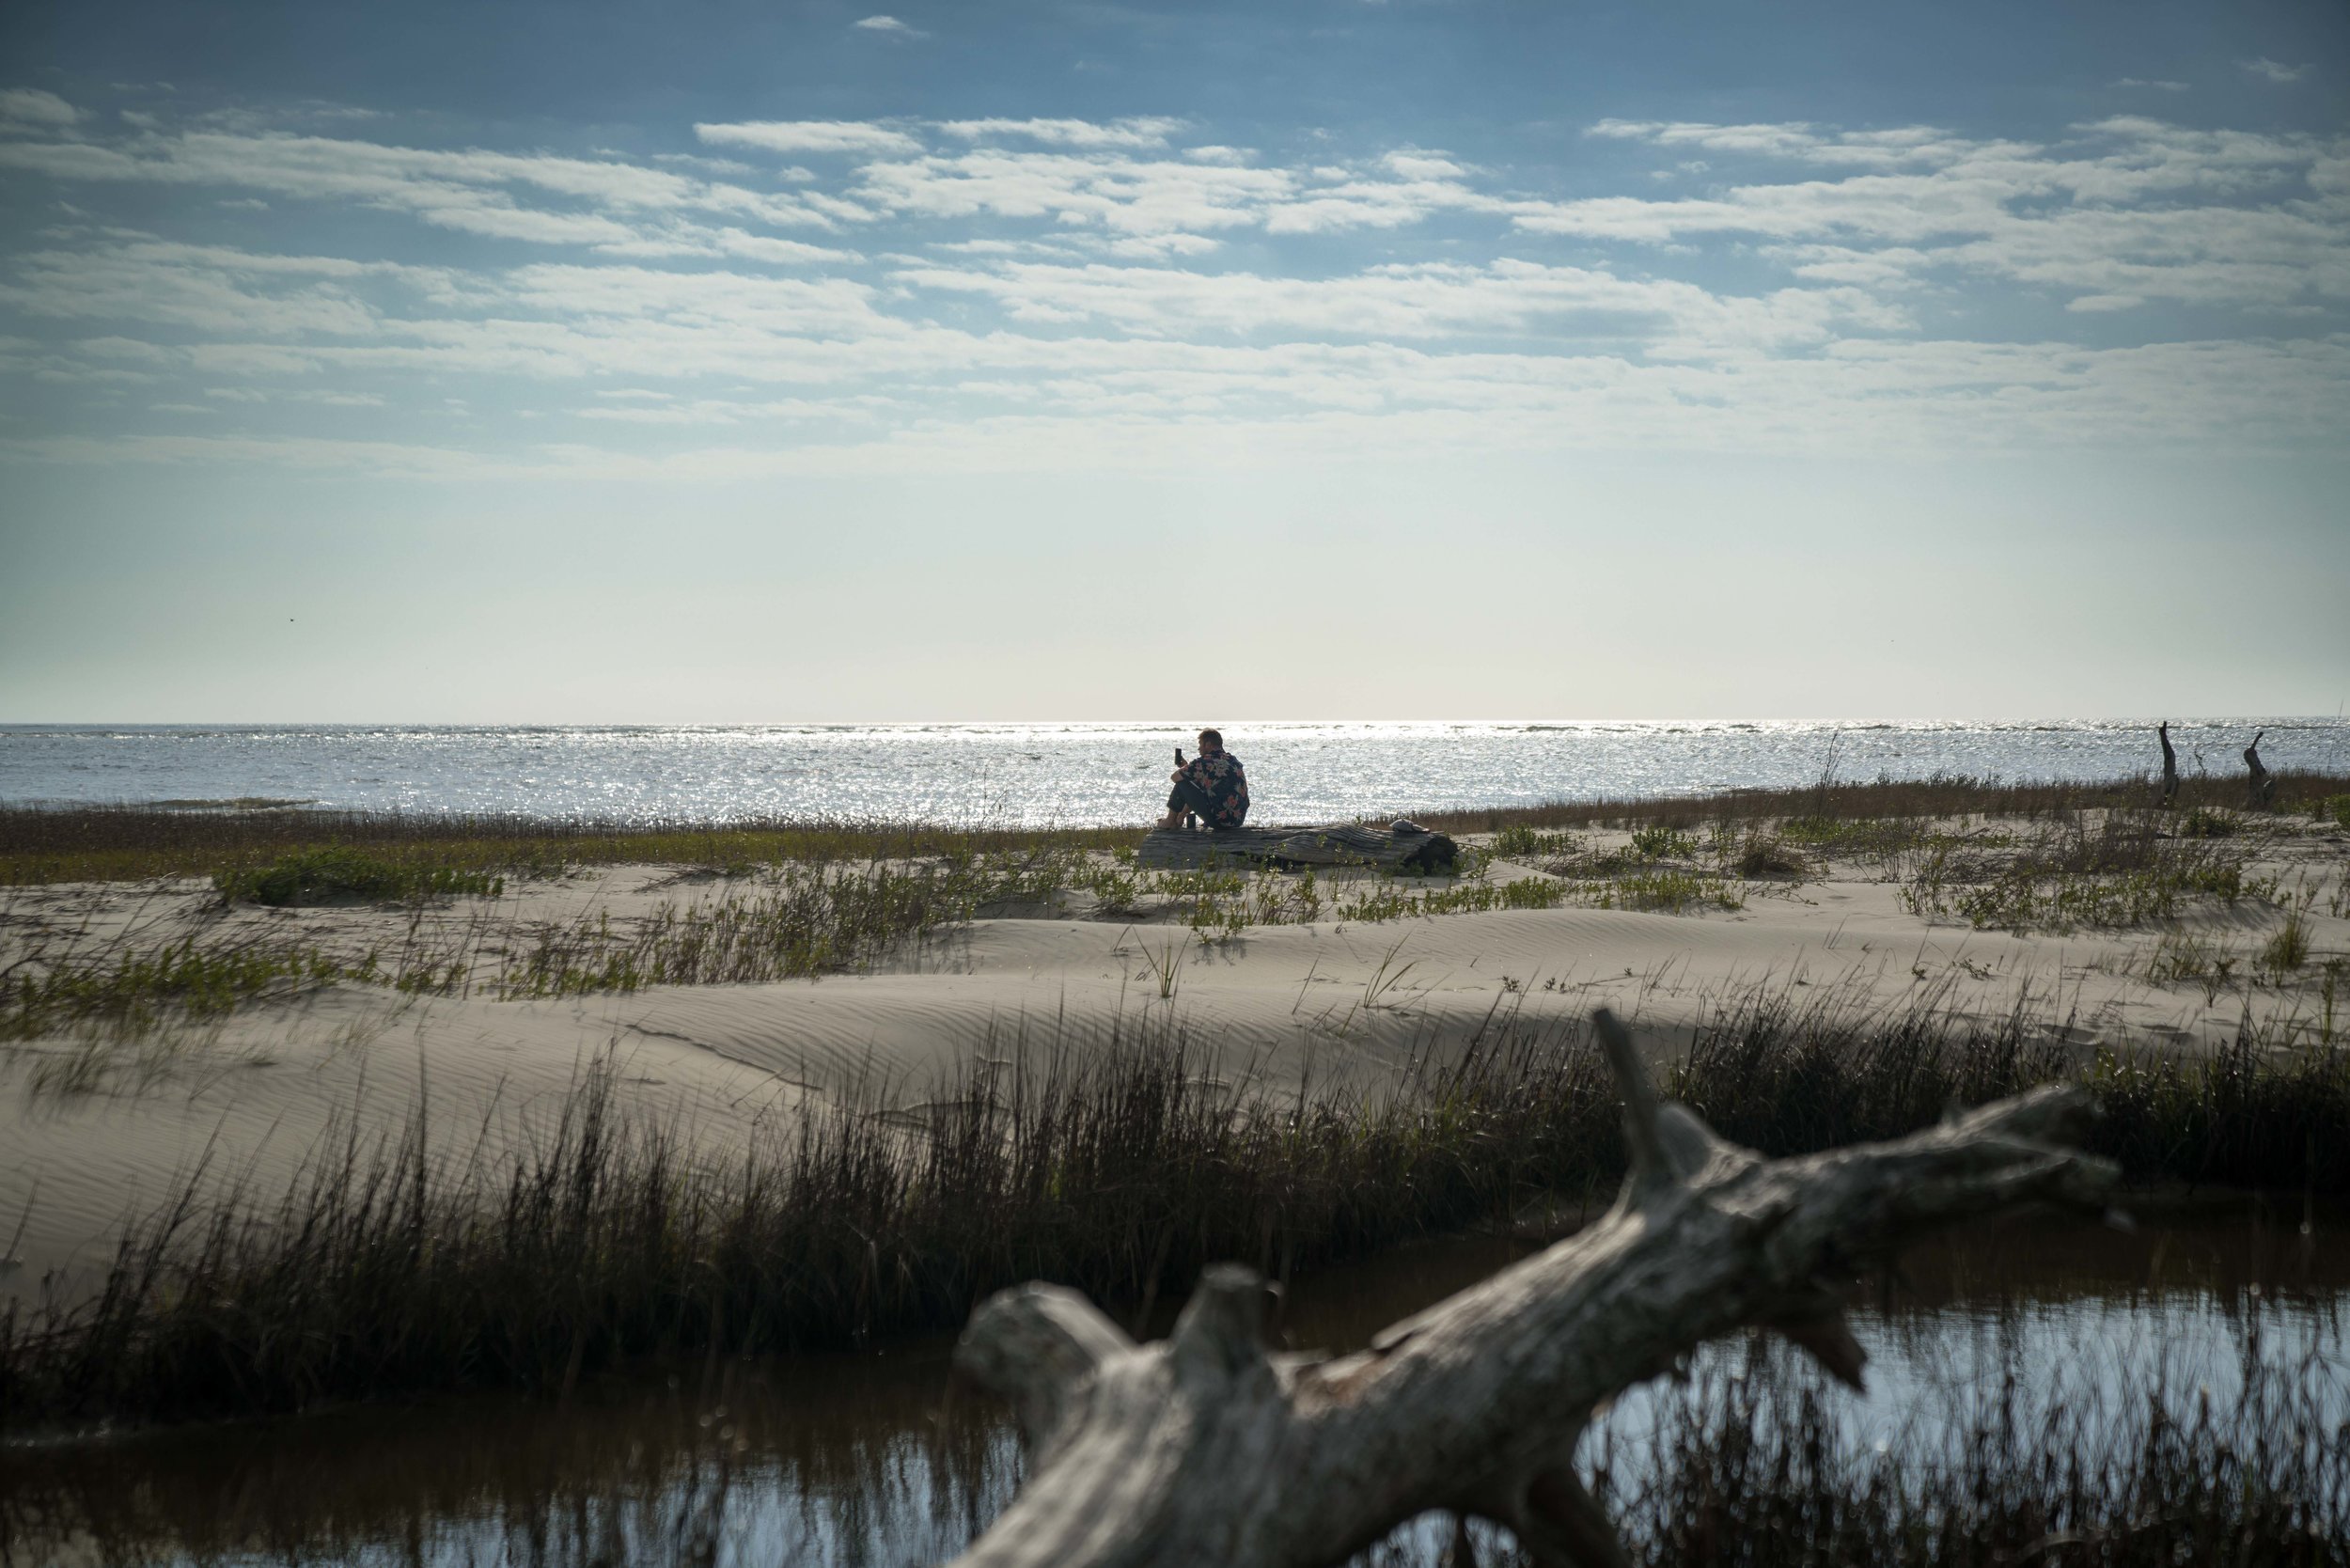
[949,1009,2116,1568]
[2157,720,2179,807]
[2244,729,2276,811]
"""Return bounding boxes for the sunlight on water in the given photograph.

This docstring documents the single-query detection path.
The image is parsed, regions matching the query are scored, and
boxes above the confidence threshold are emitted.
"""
[5,718,2345,825]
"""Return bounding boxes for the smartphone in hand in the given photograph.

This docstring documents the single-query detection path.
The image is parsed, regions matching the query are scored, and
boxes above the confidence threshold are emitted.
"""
[1174,747,1186,766]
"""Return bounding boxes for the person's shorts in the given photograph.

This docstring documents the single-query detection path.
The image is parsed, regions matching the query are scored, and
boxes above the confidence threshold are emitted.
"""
[1167,779,1243,826]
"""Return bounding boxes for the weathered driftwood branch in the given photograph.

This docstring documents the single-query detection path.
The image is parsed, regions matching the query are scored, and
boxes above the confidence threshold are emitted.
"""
[2157,720,2180,807]
[949,1008,2116,1568]
[2244,729,2276,811]
[1137,823,1458,874]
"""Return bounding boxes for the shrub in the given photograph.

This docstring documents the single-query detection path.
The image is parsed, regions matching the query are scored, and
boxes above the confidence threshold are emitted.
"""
[215,848,502,906]
[1731,831,1806,879]
[1628,824,1697,860]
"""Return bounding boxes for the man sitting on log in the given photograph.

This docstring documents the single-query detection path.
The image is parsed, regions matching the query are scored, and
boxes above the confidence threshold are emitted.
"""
[1159,728,1250,831]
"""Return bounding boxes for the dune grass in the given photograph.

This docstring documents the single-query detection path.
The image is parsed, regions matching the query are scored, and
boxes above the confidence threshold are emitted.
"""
[213,845,504,906]
[0,804,1136,888]
[8,766,2344,890]
[1416,767,2350,838]
[5,984,2345,1432]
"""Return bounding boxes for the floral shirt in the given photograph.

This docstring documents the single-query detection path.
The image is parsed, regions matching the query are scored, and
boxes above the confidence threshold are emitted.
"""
[1177,750,1250,827]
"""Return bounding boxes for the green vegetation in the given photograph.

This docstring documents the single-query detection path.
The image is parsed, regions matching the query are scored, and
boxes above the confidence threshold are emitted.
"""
[214,846,503,906]
[2323,793,2350,830]
[1489,824,1584,859]
[501,854,1075,996]
[0,933,346,1045]
[1900,808,2279,933]
[1723,826,1807,879]
[0,804,1136,888]
[1627,823,1698,860]
[7,983,2344,1431]
[1417,767,2350,839]
[1582,870,1745,913]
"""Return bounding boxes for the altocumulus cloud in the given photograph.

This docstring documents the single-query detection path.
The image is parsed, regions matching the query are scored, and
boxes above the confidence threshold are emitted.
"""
[0,94,2344,479]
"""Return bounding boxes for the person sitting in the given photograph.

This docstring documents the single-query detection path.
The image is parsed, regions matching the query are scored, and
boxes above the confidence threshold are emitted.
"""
[1159,729,1249,831]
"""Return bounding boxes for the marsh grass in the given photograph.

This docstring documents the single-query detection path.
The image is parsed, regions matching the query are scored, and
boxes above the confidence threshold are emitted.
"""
[7,982,2345,1431]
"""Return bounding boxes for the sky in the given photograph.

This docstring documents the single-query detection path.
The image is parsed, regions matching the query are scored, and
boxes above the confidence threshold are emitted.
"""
[1,0,2345,724]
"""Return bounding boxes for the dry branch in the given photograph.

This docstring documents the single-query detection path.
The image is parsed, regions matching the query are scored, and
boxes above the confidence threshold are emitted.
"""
[949,1008,2117,1568]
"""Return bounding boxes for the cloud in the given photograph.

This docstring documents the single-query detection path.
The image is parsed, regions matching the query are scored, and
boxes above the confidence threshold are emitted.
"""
[852,14,924,36]
[695,119,923,158]
[853,147,1293,234]
[1522,118,2350,312]
[2112,79,2190,92]
[0,87,80,127]
[937,118,1188,149]
[2239,58,2311,85]
[0,102,2343,473]
[1588,118,1981,169]
[0,124,848,239]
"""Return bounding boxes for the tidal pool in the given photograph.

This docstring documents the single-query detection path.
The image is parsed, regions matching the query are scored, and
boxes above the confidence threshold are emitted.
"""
[5,1200,2342,1567]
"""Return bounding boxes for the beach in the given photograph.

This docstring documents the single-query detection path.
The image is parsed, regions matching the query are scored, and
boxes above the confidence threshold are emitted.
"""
[7,792,2344,1309]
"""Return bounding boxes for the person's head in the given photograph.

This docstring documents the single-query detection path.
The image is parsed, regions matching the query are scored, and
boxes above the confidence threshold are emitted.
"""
[1197,729,1224,754]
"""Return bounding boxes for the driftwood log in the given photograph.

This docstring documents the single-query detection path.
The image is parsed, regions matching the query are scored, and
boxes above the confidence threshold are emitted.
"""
[2157,720,2180,806]
[949,1009,2116,1568]
[2244,729,2276,811]
[1137,823,1458,874]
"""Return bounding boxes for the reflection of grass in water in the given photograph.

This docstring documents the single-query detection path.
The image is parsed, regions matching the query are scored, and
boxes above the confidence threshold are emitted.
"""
[7,983,2348,1431]
[7,1291,2338,1566]
[1568,1318,2346,1568]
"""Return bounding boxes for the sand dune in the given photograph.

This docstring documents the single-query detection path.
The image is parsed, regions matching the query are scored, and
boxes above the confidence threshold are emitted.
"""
[5,832,2342,1306]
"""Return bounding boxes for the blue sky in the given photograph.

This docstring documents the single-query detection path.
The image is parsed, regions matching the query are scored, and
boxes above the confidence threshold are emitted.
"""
[2,0,2345,722]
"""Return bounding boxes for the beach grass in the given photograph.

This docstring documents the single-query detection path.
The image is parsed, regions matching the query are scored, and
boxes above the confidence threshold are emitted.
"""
[1416,766,2350,837]
[6,983,2345,1431]
[0,805,1136,888]
[6,768,2344,890]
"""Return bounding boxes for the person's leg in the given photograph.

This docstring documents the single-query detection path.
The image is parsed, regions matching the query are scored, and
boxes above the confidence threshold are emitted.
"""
[1162,779,1219,828]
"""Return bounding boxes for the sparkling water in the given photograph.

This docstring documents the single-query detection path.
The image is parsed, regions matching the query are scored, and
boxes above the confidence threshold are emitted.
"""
[2,718,2342,826]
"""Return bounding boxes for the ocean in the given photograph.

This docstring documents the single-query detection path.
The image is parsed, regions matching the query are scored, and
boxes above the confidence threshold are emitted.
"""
[2,719,2342,827]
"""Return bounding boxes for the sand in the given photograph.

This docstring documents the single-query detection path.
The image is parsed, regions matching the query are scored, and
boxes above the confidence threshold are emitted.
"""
[5,819,2344,1305]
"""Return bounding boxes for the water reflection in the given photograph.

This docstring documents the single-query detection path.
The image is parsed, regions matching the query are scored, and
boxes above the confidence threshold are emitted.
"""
[5,1202,2342,1567]
[7,719,2345,824]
